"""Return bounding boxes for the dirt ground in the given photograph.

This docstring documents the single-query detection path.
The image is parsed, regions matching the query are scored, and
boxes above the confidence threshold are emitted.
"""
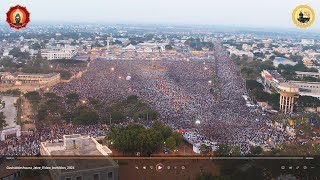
[21,97,36,131]
[0,84,40,93]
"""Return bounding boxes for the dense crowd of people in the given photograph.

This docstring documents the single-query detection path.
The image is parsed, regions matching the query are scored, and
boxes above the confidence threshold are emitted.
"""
[0,124,107,156]
[1,42,291,156]
[51,42,289,155]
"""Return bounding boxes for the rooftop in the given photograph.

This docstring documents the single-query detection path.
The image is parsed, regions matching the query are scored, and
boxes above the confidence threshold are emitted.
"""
[41,134,112,156]
[17,72,60,78]
[268,70,285,83]
[274,57,287,61]
[40,135,118,173]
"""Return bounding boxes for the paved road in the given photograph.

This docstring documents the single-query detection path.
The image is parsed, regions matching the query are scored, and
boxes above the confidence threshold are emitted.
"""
[1,96,19,129]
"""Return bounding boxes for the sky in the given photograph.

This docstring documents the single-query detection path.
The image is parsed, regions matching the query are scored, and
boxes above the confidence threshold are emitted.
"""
[0,0,319,29]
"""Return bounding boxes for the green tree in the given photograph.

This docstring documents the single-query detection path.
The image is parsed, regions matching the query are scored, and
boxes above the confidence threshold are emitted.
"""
[58,70,72,80]
[31,43,41,50]
[44,92,58,99]
[165,45,173,50]
[22,57,51,73]
[0,57,15,67]
[9,47,30,59]
[144,129,163,153]
[200,144,212,154]
[296,96,320,107]
[171,132,182,147]
[215,144,231,156]
[0,112,8,130]
[246,80,263,91]
[72,106,99,125]
[165,136,177,150]
[37,105,48,122]
[151,121,172,140]
[250,146,263,156]
[110,111,125,122]
[24,91,41,103]
[108,122,177,155]
[314,144,320,155]
[230,146,241,156]
[66,93,79,104]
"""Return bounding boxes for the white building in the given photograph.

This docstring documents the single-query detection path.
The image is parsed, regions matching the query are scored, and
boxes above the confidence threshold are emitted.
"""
[261,70,320,99]
[229,49,254,58]
[273,57,297,68]
[295,71,320,78]
[2,49,10,56]
[301,39,315,46]
[41,49,77,60]
[40,134,118,180]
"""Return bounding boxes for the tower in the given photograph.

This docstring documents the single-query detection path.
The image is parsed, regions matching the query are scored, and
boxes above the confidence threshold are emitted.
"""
[278,83,299,114]
[107,40,110,51]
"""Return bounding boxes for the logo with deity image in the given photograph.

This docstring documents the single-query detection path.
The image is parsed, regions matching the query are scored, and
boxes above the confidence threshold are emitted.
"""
[6,5,30,30]
[292,5,315,29]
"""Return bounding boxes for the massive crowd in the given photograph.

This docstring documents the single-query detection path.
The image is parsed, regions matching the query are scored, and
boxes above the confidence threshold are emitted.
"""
[1,42,290,156]
[0,124,107,156]
[51,42,288,154]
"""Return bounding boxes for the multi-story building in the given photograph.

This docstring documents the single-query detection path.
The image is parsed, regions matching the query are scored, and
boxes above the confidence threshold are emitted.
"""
[295,71,320,79]
[301,39,315,46]
[41,49,78,60]
[0,72,61,85]
[228,49,254,58]
[40,134,118,180]
[16,73,60,85]
[261,70,320,100]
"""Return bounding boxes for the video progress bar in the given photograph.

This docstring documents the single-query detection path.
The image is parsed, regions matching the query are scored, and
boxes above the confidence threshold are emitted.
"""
[17,157,306,160]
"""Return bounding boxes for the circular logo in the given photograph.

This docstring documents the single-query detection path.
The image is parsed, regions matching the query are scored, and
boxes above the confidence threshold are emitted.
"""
[292,5,315,28]
[6,5,30,30]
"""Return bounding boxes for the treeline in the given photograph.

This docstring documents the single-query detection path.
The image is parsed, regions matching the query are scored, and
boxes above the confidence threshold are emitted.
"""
[0,56,86,80]
[103,95,159,122]
[246,80,279,109]
[24,91,99,125]
[24,92,159,126]
[0,89,21,96]
[296,96,320,108]
[277,61,318,80]
[231,54,275,80]
[184,38,214,50]
[108,121,182,155]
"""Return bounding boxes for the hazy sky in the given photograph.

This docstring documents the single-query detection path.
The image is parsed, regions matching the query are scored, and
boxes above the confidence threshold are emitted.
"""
[0,0,319,29]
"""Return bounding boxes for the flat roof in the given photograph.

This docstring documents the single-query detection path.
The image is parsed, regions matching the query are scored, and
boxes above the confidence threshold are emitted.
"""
[17,72,59,78]
[274,57,287,61]
[295,71,320,75]
[41,135,118,172]
[279,82,299,88]
[43,139,103,156]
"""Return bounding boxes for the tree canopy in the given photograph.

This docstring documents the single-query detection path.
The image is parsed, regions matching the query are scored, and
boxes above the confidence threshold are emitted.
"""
[107,121,182,155]
[0,112,8,130]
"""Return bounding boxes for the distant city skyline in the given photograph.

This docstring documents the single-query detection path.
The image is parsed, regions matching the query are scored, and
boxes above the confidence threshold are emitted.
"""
[0,0,319,30]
